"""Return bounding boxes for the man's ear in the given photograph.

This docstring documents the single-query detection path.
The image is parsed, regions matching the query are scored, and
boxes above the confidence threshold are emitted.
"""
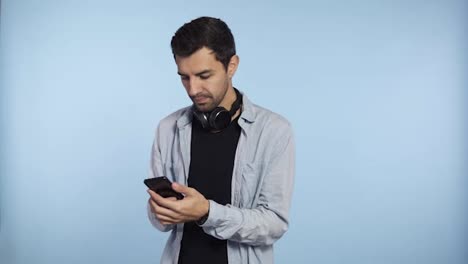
[227,55,239,79]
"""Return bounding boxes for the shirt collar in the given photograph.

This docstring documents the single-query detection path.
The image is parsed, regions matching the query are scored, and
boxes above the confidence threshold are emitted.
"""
[176,90,256,129]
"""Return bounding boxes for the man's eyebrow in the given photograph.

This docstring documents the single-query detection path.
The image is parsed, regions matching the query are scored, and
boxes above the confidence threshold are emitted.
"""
[177,70,213,76]
[195,70,213,76]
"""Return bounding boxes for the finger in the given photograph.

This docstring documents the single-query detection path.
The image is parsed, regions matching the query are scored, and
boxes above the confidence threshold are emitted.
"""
[148,194,180,224]
[160,219,177,225]
[148,198,156,214]
[147,189,162,201]
[149,198,165,215]
[147,189,178,208]
[172,182,192,195]
[149,196,174,216]
[156,214,179,224]
[154,203,180,219]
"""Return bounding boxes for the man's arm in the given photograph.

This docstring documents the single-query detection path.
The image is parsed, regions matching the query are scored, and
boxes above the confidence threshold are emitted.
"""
[200,127,295,246]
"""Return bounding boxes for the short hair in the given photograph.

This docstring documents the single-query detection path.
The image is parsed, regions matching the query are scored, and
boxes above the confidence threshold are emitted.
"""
[171,16,236,70]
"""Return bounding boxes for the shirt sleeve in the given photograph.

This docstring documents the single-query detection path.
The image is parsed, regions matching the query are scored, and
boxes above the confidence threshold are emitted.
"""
[200,124,295,246]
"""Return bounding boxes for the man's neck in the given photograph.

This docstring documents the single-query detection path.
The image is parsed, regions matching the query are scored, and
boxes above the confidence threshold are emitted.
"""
[218,86,236,109]
[218,86,241,121]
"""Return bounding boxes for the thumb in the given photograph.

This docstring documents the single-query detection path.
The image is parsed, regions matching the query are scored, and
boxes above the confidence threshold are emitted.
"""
[172,182,192,195]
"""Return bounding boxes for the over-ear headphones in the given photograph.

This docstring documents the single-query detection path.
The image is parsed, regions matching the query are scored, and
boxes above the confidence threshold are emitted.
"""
[192,88,242,132]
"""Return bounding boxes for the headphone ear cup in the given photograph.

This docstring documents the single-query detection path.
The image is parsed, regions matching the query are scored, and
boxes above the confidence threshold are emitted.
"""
[209,107,231,131]
[193,110,210,130]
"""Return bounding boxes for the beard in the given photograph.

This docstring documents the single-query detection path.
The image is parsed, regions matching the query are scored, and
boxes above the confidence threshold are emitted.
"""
[191,94,216,112]
[191,87,228,113]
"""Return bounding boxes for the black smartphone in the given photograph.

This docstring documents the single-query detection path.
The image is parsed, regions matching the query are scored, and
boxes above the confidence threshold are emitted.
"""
[144,176,184,200]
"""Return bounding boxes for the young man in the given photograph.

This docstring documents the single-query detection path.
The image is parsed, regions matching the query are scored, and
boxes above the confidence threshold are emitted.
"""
[146,17,295,264]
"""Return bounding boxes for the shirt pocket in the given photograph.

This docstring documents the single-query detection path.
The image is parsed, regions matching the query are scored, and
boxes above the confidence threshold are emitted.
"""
[238,162,263,208]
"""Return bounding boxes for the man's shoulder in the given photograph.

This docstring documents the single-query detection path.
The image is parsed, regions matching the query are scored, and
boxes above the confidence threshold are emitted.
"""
[248,102,292,132]
[243,100,294,159]
[156,106,191,134]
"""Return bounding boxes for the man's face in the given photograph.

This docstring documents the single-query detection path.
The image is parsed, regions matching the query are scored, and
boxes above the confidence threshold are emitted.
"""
[175,47,233,112]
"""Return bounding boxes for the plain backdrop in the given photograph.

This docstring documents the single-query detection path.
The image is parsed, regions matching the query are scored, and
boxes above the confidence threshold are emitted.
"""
[1,0,467,263]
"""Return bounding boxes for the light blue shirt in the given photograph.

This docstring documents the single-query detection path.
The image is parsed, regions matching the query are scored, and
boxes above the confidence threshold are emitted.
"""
[147,92,295,264]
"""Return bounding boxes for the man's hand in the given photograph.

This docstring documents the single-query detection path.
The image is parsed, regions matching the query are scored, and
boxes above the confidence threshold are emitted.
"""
[147,183,210,225]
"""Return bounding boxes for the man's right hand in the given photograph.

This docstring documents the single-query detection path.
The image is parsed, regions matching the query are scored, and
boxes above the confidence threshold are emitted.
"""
[148,190,178,225]
[147,183,210,225]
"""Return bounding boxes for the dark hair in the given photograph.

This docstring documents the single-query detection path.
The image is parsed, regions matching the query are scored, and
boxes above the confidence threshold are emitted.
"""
[171,17,236,70]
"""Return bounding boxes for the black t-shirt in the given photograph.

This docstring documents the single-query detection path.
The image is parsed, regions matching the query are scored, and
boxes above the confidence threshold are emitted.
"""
[178,115,241,264]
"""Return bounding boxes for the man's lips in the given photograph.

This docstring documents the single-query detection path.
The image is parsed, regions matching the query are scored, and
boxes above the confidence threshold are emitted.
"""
[193,96,210,104]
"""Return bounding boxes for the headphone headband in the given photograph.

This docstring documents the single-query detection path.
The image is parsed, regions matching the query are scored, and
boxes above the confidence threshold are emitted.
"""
[229,88,243,115]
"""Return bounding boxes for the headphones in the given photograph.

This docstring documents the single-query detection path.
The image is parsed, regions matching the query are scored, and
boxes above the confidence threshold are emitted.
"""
[192,88,243,132]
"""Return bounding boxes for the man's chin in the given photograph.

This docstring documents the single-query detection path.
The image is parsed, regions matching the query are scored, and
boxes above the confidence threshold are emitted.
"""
[193,103,215,113]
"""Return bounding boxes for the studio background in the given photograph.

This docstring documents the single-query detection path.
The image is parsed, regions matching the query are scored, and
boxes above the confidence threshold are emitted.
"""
[1,0,467,263]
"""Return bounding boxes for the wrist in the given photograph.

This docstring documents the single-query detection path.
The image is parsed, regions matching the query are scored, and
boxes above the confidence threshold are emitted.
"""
[196,199,210,225]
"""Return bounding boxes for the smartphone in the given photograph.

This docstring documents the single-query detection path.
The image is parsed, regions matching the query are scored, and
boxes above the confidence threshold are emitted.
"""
[144,176,184,200]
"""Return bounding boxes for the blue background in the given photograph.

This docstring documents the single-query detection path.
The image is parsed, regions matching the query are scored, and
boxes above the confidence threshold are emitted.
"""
[1,0,467,263]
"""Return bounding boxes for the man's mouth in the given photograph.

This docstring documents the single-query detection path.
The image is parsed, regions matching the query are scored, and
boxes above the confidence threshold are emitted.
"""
[193,96,210,104]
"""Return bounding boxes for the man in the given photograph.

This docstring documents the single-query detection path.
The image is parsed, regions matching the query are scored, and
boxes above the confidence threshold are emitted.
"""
[146,16,295,264]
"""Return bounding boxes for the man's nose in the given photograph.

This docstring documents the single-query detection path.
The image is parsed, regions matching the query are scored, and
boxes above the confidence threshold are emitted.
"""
[187,78,202,96]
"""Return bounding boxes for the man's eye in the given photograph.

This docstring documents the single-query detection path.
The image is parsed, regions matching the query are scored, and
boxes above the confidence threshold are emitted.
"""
[181,76,189,81]
[200,75,210,80]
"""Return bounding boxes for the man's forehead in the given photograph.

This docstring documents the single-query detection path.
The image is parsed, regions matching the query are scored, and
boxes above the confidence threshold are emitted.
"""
[175,48,221,74]
[175,47,216,62]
